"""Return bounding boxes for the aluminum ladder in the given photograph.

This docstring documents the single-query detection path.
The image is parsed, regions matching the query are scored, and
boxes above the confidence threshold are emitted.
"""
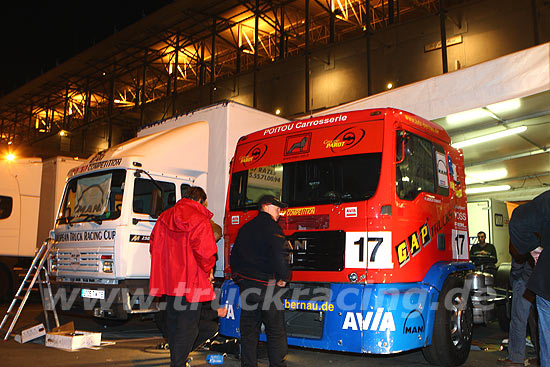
[0,239,60,340]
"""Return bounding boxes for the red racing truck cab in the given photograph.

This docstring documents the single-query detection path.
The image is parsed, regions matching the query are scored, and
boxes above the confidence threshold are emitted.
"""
[219,108,476,366]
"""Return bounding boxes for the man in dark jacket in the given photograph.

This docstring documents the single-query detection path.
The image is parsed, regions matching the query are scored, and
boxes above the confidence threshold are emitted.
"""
[509,190,550,367]
[230,195,291,367]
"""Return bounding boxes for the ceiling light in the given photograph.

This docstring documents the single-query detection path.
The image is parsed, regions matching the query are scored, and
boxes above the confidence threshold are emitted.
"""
[6,153,15,161]
[466,185,511,194]
[465,168,508,184]
[487,99,521,114]
[446,108,490,124]
[451,126,527,149]
[387,83,393,89]
[275,109,281,115]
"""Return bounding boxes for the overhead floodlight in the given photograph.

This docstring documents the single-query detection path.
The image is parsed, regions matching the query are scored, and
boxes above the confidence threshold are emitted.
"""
[452,126,527,149]
[446,108,490,125]
[487,99,521,114]
[466,185,511,194]
[465,168,508,184]
[6,153,15,161]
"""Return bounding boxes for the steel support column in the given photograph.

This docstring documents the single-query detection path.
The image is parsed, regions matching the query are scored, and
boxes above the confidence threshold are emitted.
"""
[365,0,372,96]
[173,34,179,116]
[532,0,539,45]
[305,0,310,114]
[62,85,69,130]
[253,0,259,108]
[140,51,148,127]
[439,0,448,74]
[108,66,115,148]
[279,6,285,60]
[210,16,216,104]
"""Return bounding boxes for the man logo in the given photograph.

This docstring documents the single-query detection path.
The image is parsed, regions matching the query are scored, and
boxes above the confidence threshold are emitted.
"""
[402,309,425,335]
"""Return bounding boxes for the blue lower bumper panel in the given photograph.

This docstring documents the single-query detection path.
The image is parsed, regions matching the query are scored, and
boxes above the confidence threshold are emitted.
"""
[219,280,440,354]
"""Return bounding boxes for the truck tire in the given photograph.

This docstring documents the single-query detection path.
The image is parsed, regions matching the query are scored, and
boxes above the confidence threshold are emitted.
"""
[422,275,473,366]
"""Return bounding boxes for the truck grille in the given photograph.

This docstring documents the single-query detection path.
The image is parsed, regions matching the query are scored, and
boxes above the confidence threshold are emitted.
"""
[286,231,345,271]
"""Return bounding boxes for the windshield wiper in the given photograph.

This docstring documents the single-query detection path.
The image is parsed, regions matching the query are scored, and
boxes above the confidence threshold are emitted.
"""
[75,214,104,225]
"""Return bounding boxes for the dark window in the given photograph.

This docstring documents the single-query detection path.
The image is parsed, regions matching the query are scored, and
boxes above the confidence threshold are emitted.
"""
[0,195,13,219]
[133,178,176,214]
[396,131,436,200]
[229,153,382,211]
[181,183,191,199]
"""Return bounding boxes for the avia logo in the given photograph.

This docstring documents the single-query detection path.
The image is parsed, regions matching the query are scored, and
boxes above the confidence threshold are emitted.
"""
[342,308,396,331]
[285,133,311,156]
[331,127,365,152]
[240,143,268,166]
[89,150,106,164]
[403,309,425,334]
[225,304,236,320]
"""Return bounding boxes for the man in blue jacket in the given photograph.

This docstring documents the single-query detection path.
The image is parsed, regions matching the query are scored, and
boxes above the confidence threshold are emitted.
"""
[509,190,550,367]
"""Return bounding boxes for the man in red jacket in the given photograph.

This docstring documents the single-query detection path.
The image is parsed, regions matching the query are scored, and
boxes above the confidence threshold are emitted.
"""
[149,186,218,367]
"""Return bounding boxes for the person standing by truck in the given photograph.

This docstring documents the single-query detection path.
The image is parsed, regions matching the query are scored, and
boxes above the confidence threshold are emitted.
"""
[509,190,550,367]
[149,186,218,367]
[230,195,291,367]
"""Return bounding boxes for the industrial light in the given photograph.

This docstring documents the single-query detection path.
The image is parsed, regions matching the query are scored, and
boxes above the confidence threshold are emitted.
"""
[465,185,511,194]
[446,108,490,125]
[7,141,12,145]
[487,99,521,114]
[387,83,393,89]
[465,168,508,184]
[451,126,527,149]
[59,130,68,137]
[6,153,15,161]
[275,109,281,115]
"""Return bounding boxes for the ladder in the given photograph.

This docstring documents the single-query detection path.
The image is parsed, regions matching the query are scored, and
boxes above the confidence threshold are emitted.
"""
[0,239,60,340]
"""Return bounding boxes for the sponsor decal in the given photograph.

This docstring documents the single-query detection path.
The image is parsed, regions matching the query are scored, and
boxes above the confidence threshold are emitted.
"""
[231,216,239,225]
[129,234,150,243]
[403,309,425,334]
[68,158,123,176]
[342,309,396,332]
[56,230,116,242]
[285,133,311,156]
[283,207,316,216]
[452,229,469,260]
[284,299,335,312]
[262,114,349,136]
[436,152,449,189]
[403,114,440,136]
[89,151,106,164]
[329,127,366,152]
[396,214,451,267]
[239,143,268,167]
[345,207,357,218]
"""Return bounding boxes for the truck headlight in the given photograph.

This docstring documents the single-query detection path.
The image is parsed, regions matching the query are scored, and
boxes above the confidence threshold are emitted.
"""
[102,260,113,273]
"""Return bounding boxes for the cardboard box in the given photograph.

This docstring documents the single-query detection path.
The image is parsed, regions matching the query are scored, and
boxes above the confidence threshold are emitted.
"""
[45,322,101,350]
[14,323,46,343]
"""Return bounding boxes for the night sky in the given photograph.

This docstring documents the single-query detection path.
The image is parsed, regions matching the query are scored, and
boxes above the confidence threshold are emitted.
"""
[0,1,171,97]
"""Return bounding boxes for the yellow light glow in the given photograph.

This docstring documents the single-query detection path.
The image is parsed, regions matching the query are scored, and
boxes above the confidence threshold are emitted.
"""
[7,153,15,161]
[387,83,393,89]
[59,130,66,137]
[275,109,281,115]
[7,141,12,145]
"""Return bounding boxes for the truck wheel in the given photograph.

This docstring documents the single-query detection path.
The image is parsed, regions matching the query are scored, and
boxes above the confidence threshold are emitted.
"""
[422,275,473,366]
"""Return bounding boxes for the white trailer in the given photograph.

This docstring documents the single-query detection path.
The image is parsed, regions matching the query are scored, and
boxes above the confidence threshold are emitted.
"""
[49,101,286,319]
[0,156,81,301]
[467,198,511,266]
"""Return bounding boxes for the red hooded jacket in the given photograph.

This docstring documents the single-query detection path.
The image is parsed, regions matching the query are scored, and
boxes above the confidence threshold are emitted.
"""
[149,198,217,302]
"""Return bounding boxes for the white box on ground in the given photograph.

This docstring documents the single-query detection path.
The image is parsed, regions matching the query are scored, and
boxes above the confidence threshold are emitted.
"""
[14,323,46,343]
[45,330,101,350]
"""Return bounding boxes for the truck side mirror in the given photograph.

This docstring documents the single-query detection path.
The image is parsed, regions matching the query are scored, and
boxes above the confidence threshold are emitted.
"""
[150,188,164,219]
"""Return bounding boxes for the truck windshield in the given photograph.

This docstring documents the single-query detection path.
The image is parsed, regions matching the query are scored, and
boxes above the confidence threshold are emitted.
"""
[57,169,126,225]
[229,153,382,210]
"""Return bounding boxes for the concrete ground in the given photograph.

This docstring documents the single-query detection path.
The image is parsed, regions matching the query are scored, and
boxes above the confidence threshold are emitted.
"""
[0,300,537,367]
